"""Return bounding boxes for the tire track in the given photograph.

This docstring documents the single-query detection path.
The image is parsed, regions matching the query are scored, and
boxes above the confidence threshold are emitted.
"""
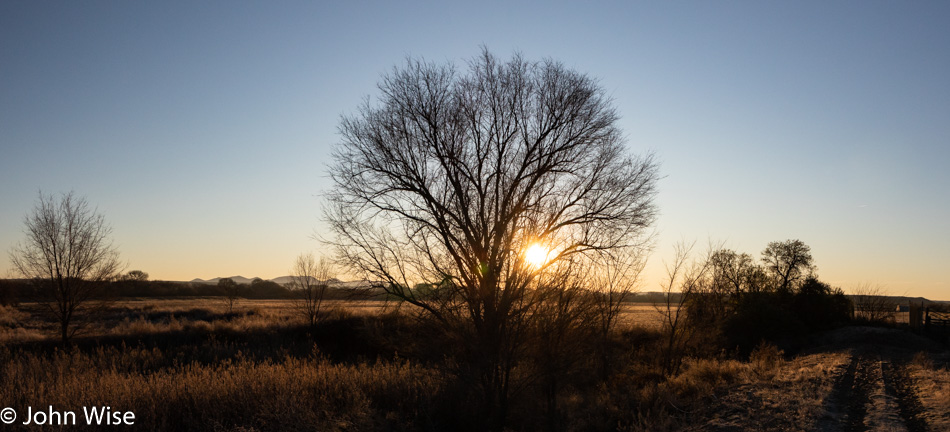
[826,355,873,431]
[882,360,929,432]
[823,353,932,432]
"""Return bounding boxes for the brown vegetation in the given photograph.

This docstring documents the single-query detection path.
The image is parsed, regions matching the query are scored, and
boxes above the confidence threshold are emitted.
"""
[0,346,439,431]
[2,297,946,431]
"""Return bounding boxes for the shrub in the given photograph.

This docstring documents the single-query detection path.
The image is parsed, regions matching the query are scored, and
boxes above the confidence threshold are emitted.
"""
[724,291,799,352]
[793,277,852,332]
[722,278,852,353]
[749,341,784,379]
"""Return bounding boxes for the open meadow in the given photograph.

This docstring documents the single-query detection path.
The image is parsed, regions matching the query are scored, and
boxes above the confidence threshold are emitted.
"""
[1,297,948,431]
[1,299,672,344]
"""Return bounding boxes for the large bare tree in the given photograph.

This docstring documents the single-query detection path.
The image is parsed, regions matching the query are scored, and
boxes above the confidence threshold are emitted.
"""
[325,49,658,429]
[9,191,122,344]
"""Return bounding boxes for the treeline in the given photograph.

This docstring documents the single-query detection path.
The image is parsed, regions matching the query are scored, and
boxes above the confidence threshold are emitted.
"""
[663,239,853,361]
[0,277,360,304]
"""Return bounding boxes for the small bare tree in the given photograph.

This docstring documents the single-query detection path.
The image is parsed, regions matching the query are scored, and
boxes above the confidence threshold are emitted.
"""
[9,191,122,344]
[290,253,334,328]
[590,248,646,378]
[852,283,895,323]
[655,242,712,376]
[122,270,149,282]
[218,278,239,314]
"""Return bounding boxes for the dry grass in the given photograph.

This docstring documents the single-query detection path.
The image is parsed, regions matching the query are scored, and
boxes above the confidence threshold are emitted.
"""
[4,297,944,431]
[574,343,809,431]
[0,299,397,344]
[617,303,673,329]
[0,345,441,431]
[0,299,445,431]
[680,351,849,431]
[2,299,666,344]
[907,351,950,430]
[0,304,45,343]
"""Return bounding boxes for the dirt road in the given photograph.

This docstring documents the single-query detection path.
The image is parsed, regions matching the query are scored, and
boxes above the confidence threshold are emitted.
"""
[820,354,929,431]
[692,326,948,432]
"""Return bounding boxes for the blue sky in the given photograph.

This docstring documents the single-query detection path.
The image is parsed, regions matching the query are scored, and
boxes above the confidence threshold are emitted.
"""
[2,1,948,298]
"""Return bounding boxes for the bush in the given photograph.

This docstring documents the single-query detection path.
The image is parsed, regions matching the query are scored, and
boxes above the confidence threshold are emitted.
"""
[749,341,784,379]
[724,291,799,352]
[722,278,852,353]
[793,277,852,333]
[0,280,22,306]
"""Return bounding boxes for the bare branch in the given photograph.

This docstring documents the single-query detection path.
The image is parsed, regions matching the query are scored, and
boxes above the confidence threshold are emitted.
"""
[324,49,658,428]
[8,191,122,344]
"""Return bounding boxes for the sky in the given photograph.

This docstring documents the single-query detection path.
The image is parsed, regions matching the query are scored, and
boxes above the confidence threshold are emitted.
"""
[1,1,948,299]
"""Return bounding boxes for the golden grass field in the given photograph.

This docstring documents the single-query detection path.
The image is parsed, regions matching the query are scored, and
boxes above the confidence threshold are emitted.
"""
[1,298,948,431]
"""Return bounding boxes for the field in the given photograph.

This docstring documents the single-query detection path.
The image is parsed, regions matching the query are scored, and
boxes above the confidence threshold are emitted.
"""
[0,299,673,344]
[1,298,948,431]
[0,299,391,343]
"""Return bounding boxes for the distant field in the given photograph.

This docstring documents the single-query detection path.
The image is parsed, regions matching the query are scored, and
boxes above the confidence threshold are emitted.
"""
[0,298,672,343]
[146,298,675,327]
[0,298,390,343]
[618,303,672,329]
[108,298,398,317]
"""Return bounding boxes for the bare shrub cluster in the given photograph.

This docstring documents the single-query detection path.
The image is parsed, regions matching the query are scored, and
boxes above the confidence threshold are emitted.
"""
[851,282,897,324]
[289,253,335,328]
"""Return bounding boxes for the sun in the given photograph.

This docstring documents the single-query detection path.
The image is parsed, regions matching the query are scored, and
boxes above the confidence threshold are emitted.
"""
[524,243,551,269]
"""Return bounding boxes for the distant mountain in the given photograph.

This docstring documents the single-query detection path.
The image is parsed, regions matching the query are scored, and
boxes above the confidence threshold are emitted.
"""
[188,275,352,287]
[189,276,254,285]
[269,276,294,285]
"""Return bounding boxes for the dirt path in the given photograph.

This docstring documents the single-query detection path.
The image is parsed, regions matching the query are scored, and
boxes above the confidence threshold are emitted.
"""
[821,353,930,432]
[688,327,945,431]
[881,360,928,432]
[822,355,874,431]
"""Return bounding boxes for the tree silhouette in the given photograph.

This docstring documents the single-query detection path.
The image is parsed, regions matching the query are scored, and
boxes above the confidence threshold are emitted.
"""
[709,248,765,300]
[122,270,149,282]
[289,253,333,328]
[8,191,122,344]
[218,278,239,313]
[326,48,658,430]
[762,239,815,292]
[851,282,895,323]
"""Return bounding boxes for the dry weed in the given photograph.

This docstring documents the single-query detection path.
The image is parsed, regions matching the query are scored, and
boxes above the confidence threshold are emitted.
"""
[0,347,441,431]
[687,352,848,431]
[750,342,785,380]
[907,353,950,430]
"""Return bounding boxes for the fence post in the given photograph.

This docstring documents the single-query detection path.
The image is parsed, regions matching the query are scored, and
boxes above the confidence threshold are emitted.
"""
[925,307,930,332]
